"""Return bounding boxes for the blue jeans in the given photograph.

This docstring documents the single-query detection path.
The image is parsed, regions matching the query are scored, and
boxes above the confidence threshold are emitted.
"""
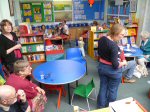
[97,63,122,108]
[122,60,136,79]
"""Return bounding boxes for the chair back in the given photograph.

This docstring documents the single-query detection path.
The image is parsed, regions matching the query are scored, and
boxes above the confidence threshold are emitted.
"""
[85,79,95,97]
[66,48,82,59]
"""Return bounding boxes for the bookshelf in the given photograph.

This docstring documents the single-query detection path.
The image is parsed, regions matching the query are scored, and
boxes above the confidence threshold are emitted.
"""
[121,24,138,45]
[88,30,109,60]
[19,32,45,63]
[107,0,130,24]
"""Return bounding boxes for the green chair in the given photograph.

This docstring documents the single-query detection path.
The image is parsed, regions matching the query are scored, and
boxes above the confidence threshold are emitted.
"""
[71,79,97,111]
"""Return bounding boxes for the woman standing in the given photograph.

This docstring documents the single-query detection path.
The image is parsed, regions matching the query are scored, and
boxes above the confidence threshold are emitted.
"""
[0,19,22,73]
[97,24,127,108]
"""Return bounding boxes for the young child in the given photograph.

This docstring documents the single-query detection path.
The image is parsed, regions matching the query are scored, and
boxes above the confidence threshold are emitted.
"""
[78,37,85,57]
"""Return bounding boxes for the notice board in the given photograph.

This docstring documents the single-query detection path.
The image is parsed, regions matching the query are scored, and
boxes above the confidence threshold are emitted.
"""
[73,0,105,21]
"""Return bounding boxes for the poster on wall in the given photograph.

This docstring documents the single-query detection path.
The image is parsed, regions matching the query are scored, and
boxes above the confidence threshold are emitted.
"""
[73,0,105,21]
[130,0,137,12]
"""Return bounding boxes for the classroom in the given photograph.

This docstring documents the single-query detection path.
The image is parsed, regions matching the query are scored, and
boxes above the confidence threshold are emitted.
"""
[0,0,150,112]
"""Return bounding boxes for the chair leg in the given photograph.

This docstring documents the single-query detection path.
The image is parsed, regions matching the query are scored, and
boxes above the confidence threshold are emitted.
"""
[86,62,88,75]
[94,89,97,100]
[86,98,90,110]
[57,88,62,109]
[71,93,74,106]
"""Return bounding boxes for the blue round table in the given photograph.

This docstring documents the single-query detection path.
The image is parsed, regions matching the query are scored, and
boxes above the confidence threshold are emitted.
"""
[33,60,86,105]
[124,46,143,57]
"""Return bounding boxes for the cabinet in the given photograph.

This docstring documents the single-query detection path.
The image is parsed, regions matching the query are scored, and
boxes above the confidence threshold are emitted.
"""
[44,38,64,61]
[19,32,45,63]
[88,30,109,60]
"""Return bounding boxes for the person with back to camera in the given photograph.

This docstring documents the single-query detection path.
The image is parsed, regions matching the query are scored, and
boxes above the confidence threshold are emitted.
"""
[78,37,85,57]
[0,85,31,112]
[136,31,150,76]
[97,24,136,109]
[6,60,47,112]
[0,19,22,73]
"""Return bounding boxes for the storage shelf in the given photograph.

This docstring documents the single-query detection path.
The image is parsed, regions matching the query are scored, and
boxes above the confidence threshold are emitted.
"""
[22,51,45,54]
[21,41,44,45]
[20,32,43,37]
[29,60,46,63]
[107,14,129,17]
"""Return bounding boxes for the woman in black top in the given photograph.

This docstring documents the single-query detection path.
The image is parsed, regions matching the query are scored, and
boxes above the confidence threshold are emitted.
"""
[97,24,127,108]
[0,19,22,73]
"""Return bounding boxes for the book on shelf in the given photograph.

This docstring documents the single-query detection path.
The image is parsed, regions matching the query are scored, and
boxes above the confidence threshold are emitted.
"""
[21,46,27,53]
[130,36,135,44]
[27,46,32,52]
[94,41,98,48]
[121,38,128,45]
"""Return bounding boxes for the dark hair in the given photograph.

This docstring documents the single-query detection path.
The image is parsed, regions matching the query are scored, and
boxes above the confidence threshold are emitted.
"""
[93,21,99,26]
[63,20,66,24]
[0,19,13,32]
[41,25,46,30]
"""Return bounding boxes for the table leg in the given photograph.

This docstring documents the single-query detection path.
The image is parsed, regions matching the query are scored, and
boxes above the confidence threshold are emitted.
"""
[76,81,78,87]
[67,83,71,104]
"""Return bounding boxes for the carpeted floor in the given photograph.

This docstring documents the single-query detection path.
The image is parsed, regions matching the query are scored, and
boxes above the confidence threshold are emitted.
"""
[32,41,150,112]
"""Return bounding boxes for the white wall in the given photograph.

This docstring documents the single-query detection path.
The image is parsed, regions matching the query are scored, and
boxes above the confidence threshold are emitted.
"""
[136,0,150,44]
[0,0,15,25]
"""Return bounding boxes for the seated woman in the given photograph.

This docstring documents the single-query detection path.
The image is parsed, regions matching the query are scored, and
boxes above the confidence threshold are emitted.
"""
[6,60,47,112]
[137,31,150,76]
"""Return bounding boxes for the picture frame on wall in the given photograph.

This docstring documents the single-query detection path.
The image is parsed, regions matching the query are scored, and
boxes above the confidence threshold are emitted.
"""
[130,0,137,13]
[8,0,14,16]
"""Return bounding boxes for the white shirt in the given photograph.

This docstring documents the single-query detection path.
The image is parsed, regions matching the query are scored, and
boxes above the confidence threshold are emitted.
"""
[63,24,69,35]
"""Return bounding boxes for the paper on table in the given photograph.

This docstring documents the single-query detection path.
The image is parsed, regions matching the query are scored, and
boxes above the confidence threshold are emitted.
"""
[132,44,139,48]
[124,53,132,56]
[109,97,144,112]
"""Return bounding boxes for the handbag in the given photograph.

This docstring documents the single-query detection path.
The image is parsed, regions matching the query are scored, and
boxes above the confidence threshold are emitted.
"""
[14,49,22,59]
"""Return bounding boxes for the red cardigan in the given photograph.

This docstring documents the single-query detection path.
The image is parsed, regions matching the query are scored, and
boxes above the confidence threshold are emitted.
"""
[6,74,38,106]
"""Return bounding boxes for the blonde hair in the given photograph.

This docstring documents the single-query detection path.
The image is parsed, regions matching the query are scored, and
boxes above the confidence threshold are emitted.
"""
[108,24,125,37]
[141,31,150,38]
[14,60,30,74]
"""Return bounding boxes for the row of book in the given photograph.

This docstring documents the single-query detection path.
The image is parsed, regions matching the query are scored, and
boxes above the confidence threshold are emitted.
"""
[21,44,44,53]
[108,5,130,15]
[45,45,63,51]
[120,36,135,45]
[19,36,43,43]
[23,54,45,62]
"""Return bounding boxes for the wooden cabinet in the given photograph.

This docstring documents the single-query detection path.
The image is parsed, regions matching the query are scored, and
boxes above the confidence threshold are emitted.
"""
[19,32,46,63]
[88,30,109,60]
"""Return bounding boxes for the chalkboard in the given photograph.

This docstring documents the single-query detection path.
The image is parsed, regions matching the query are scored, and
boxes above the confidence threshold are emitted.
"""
[73,0,105,21]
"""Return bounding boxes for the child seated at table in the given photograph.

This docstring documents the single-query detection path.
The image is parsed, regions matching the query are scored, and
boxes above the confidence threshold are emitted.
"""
[78,36,85,57]
[6,60,47,112]
[137,31,150,76]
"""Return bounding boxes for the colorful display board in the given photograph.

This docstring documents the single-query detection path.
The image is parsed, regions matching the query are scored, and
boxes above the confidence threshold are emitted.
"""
[20,1,53,23]
[20,0,105,23]
[73,0,105,21]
